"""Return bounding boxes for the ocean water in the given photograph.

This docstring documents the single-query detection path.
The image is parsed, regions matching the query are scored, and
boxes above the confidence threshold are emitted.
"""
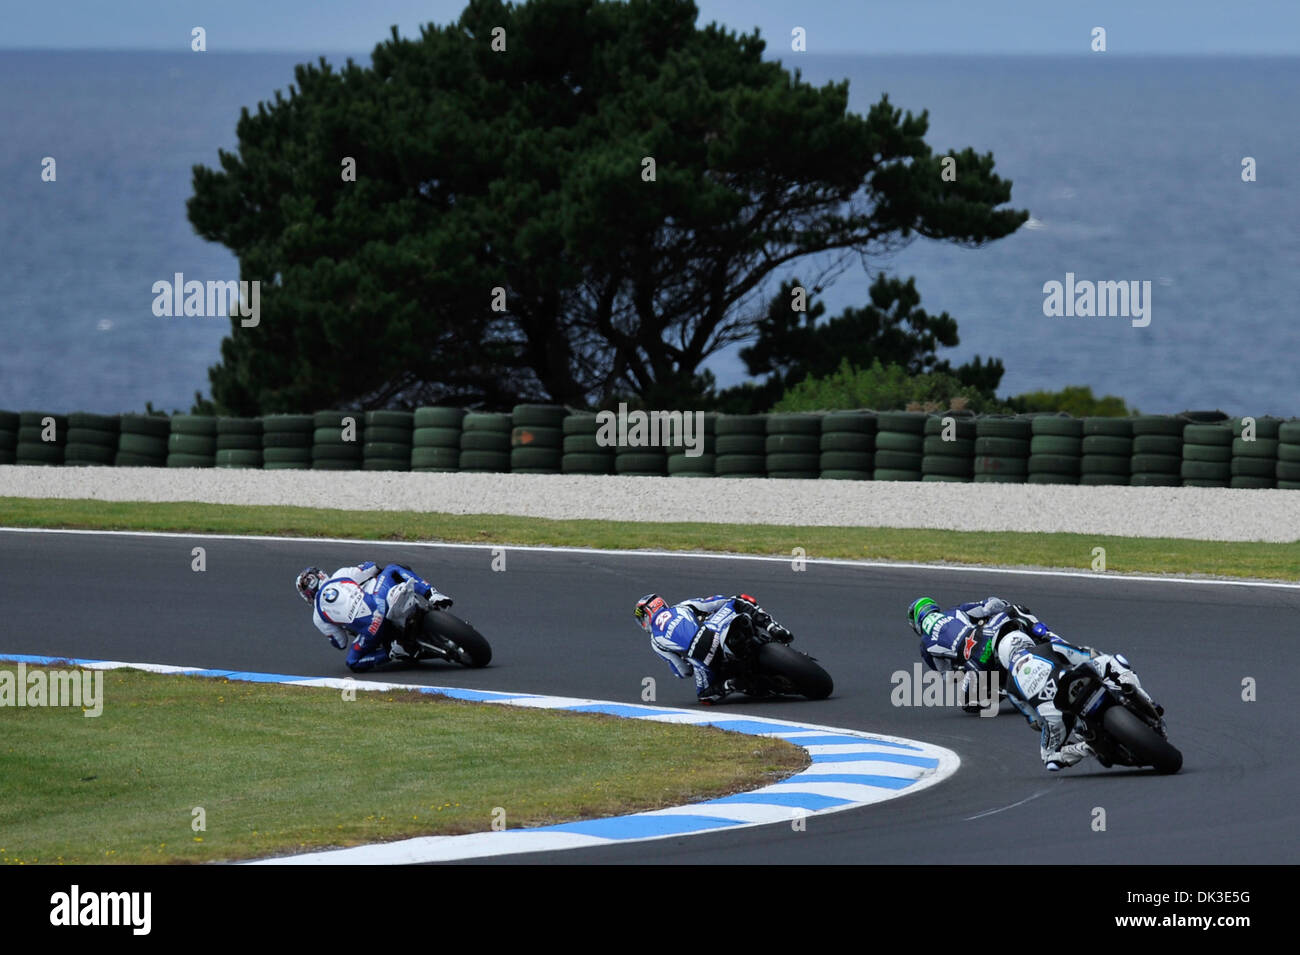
[1,51,1297,415]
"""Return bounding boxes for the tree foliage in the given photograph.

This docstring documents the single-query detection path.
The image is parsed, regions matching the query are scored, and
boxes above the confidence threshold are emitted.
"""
[189,0,1026,413]
[773,359,1008,414]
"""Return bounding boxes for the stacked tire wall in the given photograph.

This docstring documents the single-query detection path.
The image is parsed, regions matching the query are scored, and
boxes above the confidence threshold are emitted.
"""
[511,405,567,474]
[412,406,465,472]
[765,414,822,479]
[364,411,413,471]
[714,415,766,477]
[65,413,119,467]
[974,415,1029,483]
[821,411,875,480]
[874,412,925,481]
[4,407,1300,489]
[921,412,973,482]
[1028,414,1082,485]
[1278,421,1300,490]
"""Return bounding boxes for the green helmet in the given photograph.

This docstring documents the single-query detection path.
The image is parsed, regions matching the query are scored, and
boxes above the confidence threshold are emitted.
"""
[907,597,939,636]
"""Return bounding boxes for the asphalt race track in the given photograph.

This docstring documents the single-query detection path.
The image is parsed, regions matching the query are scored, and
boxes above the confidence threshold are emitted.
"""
[3,528,1296,864]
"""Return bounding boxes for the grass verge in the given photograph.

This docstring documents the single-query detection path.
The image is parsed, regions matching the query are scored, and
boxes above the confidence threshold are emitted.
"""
[1,496,1297,580]
[0,665,806,864]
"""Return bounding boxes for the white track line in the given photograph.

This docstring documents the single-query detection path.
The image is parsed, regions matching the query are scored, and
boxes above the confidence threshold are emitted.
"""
[3,525,1297,590]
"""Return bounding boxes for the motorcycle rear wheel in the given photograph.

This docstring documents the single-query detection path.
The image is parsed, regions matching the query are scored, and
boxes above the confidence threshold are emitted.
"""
[422,609,492,668]
[755,643,832,700]
[1102,705,1181,774]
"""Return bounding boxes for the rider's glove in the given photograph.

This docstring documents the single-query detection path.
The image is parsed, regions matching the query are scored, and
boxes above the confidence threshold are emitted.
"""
[768,623,794,644]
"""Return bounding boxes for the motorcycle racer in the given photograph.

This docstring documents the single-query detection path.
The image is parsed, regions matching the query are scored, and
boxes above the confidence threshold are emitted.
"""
[906,595,1161,772]
[634,593,793,705]
[296,561,452,672]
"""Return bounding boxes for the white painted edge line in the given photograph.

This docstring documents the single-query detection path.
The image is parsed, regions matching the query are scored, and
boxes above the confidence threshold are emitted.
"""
[3,525,1298,590]
[0,653,959,865]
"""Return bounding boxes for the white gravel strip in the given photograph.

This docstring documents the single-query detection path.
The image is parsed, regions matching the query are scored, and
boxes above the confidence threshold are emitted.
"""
[1,465,1297,542]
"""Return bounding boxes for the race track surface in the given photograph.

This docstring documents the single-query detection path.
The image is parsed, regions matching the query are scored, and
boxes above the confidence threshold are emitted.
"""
[3,529,1295,864]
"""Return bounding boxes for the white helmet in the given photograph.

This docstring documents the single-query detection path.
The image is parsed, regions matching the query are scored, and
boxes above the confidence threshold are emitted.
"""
[996,629,1036,670]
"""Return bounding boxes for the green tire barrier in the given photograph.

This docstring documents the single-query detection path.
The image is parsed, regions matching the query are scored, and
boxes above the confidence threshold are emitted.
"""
[923,436,974,456]
[1278,443,1300,463]
[821,469,873,480]
[874,449,923,471]
[1182,444,1230,463]
[513,446,564,471]
[562,412,600,435]
[1080,473,1128,485]
[459,450,511,472]
[1229,417,1281,439]
[118,432,168,458]
[1132,435,1182,455]
[922,474,969,483]
[64,428,118,449]
[263,447,313,465]
[975,436,1029,458]
[1229,476,1275,489]
[1081,435,1132,456]
[1130,473,1181,487]
[875,431,925,453]
[168,433,216,455]
[312,445,363,463]
[667,453,715,475]
[262,414,313,433]
[313,426,364,446]
[765,434,819,454]
[1080,454,1131,475]
[365,410,414,430]
[715,415,767,436]
[411,447,461,470]
[1131,415,1185,437]
[1231,457,1275,478]
[820,451,874,471]
[1083,417,1132,437]
[1182,424,1232,446]
[614,449,666,476]
[766,413,822,436]
[562,453,615,475]
[64,442,116,466]
[216,449,262,468]
[512,426,563,449]
[975,415,1031,440]
[16,442,65,465]
[716,433,765,456]
[0,410,19,433]
[1030,414,1083,438]
[363,442,411,460]
[213,433,260,451]
[167,453,215,468]
[1029,435,1081,456]
[924,413,976,439]
[414,407,467,429]
[1028,454,1081,477]
[363,459,411,472]
[1278,421,1300,443]
[921,454,973,478]
[512,404,569,429]
[822,432,874,453]
[715,453,766,476]
[114,451,166,468]
[876,411,927,434]
[413,427,463,448]
[1027,473,1078,484]
[217,416,262,436]
[1232,438,1278,458]
[560,412,615,474]
[823,411,877,435]
[261,430,312,448]
[311,460,360,471]
[874,468,922,482]
[170,415,217,436]
[974,455,1027,480]
[461,431,511,452]
[365,425,415,444]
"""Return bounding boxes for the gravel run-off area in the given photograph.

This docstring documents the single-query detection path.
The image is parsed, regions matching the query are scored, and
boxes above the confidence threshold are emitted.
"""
[2,466,1298,542]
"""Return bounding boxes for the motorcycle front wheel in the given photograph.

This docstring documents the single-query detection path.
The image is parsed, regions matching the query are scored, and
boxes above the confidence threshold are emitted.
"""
[421,609,492,668]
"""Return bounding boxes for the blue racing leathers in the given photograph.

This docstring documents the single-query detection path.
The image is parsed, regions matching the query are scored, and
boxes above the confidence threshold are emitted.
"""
[647,595,737,701]
[313,562,443,671]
